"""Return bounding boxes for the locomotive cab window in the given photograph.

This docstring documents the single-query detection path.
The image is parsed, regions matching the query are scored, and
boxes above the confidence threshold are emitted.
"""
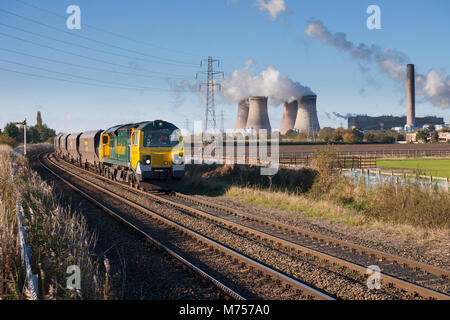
[143,129,180,148]
[102,135,109,144]
[132,132,138,146]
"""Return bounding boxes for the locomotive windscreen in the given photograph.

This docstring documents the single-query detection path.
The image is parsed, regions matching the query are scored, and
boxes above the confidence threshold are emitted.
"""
[142,129,181,148]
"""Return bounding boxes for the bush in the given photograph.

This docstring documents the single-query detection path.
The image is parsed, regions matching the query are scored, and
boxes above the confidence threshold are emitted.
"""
[343,133,356,143]
[308,146,339,197]
[381,135,395,143]
[0,134,17,148]
[184,163,316,195]
[307,148,449,229]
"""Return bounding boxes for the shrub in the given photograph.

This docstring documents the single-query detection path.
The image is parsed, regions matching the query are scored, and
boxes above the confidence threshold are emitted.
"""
[308,146,339,197]
[184,163,316,195]
[0,135,17,148]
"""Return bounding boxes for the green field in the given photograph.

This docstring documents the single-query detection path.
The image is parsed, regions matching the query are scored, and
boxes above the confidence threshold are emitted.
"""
[377,158,450,178]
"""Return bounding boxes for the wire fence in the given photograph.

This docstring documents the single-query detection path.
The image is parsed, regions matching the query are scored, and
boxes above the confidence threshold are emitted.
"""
[9,152,39,300]
[186,154,377,169]
[341,168,450,193]
[284,149,450,158]
[279,154,377,168]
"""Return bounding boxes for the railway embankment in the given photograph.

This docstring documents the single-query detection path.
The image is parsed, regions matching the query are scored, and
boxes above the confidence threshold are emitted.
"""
[179,147,450,270]
[0,145,107,300]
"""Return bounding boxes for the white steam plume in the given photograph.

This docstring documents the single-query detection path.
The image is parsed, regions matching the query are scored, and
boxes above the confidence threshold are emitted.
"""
[221,60,314,106]
[253,0,287,20]
[305,20,450,108]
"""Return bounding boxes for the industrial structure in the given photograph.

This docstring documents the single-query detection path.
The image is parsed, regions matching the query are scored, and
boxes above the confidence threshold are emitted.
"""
[197,56,223,132]
[246,96,272,133]
[406,64,415,128]
[229,64,447,136]
[348,64,446,132]
[233,94,321,135]
[234,99,249,131]
[348,115,444,131]
[294,95,320,133]
[280,100,298,134]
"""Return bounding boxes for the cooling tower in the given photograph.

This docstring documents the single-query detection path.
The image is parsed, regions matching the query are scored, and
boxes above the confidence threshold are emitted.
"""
[234,99,249,131]
[406,64,415,127]
[294,95,320,133]
[280,100,298,134]
[246,96,271,133]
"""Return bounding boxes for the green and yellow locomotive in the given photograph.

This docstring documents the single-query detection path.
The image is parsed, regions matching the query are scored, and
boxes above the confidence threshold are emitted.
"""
[55,120,184,185]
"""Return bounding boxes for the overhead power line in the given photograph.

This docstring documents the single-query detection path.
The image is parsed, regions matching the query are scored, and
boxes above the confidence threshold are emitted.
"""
[0,58,171,91]
[0,19,195,68]
[0,66,161,91]
[0,9,196,67]
[0,31,189,78]
[0,47,187,80]
[12,1,201,57]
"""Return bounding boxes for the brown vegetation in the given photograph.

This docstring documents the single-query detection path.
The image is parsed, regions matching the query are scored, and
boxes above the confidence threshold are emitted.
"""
[0,151,107,299]
[184,163,316,195]
[184,146,449,230]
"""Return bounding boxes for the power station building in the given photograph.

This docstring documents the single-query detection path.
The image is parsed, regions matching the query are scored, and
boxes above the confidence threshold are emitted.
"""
[347,115,444,131]
[233,94,321,134]
[280,100,298,134]
[348,64,445,131]
[245,96,272,133]
[293,95,320,133]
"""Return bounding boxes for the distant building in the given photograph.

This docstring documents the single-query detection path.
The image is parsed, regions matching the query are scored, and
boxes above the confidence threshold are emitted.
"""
[439,132,450,142]
[405,131,450,143]
[406,132,417,143]
[348,115,444,131]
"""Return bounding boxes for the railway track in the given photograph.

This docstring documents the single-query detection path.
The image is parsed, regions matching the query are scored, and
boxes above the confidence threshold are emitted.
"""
[45,152,450,300]
[39,152,334,300]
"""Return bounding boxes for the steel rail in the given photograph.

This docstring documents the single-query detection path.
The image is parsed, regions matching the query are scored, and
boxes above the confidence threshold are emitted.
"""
[47,153,449,279]
[43,153,334,300]
[38,152,245,300]
[50,152,450,300]
[172,192,450,279]
[144,192,450,300]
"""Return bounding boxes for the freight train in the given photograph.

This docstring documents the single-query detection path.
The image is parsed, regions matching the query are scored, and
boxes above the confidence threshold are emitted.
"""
[54,120,184,186]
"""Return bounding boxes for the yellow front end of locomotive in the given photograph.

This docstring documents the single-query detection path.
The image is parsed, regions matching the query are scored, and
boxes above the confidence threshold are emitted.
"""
[130,128,184,180]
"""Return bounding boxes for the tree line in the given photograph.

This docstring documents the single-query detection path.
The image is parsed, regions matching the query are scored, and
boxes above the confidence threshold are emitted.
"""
[0,111,56,147]
[282,127,406,143]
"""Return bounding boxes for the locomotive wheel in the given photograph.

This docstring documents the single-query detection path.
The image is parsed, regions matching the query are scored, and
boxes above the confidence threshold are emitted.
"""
[128,173,134,187]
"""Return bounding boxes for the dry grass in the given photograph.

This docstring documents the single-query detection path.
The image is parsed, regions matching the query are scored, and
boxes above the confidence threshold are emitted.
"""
[0,150,22,299]
[223,186,450,249]
[0,151,108,300]
[184,146,449,231]
[224,186,368,227]
[184,164,316,195]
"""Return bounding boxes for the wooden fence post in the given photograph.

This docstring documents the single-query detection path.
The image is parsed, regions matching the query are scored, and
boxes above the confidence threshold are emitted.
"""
[396,176,399,194]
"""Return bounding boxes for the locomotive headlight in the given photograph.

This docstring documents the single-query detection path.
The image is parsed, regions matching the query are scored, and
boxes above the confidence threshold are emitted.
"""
[172,152,184,165]
[142,155,151,166]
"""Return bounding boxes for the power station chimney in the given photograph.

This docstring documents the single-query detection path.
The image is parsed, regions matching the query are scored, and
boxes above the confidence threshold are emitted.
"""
[294,95,320,133]
[234,99,249,132]
[406,64,415,128]
[246,96,271,133]
[280,100,298,134]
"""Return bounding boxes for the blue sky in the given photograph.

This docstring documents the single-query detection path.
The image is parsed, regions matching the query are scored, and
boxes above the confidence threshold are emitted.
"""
[0,0,449,133]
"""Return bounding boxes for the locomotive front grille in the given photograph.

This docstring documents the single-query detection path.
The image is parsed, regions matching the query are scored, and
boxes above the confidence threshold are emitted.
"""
[151,152,172,167]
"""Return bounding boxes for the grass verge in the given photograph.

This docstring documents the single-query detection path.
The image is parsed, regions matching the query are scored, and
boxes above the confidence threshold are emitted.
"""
[0,148,109,299]
[183,147,449,231]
